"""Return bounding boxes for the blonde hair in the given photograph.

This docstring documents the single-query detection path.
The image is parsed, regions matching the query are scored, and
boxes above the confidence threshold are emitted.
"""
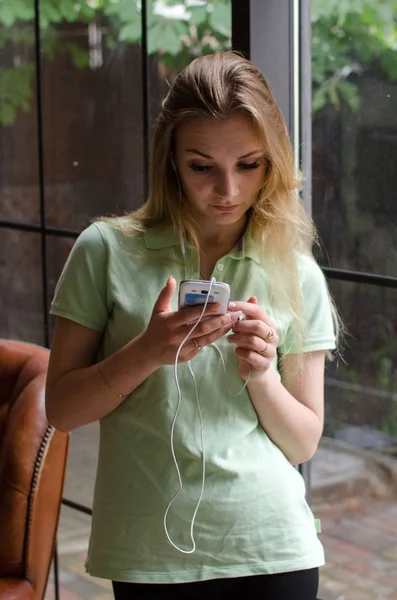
[103,51,341,355]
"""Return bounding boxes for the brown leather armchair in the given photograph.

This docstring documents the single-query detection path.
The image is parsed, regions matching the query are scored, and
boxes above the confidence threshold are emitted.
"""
[0,340,69,599]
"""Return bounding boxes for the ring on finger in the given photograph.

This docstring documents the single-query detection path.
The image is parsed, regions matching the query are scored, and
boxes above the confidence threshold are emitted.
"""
[264,328,275,343]
[193,339,202,351]
[259,342,268,356]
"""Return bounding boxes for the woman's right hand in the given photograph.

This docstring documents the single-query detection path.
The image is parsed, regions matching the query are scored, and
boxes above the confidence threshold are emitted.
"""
[141,276,242,367]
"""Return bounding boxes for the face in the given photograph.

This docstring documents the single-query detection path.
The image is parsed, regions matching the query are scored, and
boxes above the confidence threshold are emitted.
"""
[174,113,266,233]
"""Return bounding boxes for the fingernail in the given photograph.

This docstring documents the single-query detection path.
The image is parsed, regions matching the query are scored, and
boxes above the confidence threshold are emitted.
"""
[228,302,237,309]
[231,311,243,323]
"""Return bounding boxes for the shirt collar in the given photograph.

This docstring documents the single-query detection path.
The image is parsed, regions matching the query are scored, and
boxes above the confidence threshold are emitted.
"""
[143,221,262,264]
[143,224,181,249]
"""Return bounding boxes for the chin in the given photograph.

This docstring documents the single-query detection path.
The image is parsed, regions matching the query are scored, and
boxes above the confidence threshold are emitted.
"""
[214,215,240,224]
[212,210,246,223]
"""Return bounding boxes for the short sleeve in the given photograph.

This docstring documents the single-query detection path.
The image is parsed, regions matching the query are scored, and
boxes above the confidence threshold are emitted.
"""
[50,223,110,332]
[278,255,336,355]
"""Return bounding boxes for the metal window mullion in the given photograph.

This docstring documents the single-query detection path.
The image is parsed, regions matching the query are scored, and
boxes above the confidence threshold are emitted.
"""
[299,0,313,215]
[322,266,397,288]
[0,220,81,238]
[141,0,150,198]
[34,0,49,349]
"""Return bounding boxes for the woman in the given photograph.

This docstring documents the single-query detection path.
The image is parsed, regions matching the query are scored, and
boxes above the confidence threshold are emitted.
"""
[46,52,338,600]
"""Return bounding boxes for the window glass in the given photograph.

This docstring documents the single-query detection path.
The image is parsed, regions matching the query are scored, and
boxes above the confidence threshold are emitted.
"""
[311,2,397,598]
[0,229,44,344]
[0,6,40,225]
[312,0,397,276]
[39,4,145,230]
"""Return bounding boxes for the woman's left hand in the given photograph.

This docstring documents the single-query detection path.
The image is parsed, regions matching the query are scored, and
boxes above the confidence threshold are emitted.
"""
[227,297,278,382]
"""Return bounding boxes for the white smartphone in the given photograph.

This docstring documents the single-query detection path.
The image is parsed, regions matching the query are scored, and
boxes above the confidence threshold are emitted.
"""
[178,280,230,315]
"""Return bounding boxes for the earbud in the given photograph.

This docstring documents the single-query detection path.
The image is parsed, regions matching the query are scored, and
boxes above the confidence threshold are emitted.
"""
[171,156,177,171]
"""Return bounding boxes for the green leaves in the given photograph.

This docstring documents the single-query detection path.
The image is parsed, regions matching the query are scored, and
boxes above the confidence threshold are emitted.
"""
[119,21,141,43]
[0,64,34,125]
[312,0,397,114]
[40,0,63,28]
[59,0,80,22]
[1,0,397,124]
[65,42,90,68]
[188,4,209,27]
[148,16,188,55]
[105,0,139,22]
[338,79,361,111]
[313,77,361,113]
[380,49,397,81]
[0,0,33,26]
[209,1,231,36]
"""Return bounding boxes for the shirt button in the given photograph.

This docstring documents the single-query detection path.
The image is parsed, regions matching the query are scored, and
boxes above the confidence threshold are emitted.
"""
[217,264,224,272]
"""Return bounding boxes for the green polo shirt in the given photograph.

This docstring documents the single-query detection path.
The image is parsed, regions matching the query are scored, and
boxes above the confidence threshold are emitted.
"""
[50,220,335,583]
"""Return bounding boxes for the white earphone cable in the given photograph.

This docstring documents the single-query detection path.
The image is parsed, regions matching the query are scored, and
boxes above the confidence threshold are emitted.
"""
[164,278,250,554]
[212,342,251,395]
[164,277,216,554]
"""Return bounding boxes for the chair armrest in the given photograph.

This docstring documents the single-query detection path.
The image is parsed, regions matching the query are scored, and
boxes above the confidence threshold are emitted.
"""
[0,579,35,600]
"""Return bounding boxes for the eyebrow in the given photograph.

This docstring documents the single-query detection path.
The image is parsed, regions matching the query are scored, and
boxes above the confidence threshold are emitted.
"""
[185,149,262,160]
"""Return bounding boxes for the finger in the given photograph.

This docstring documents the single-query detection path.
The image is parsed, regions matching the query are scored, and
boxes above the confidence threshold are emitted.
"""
[188,312,243,348]
[175,302,222,326]
[196,322,237,348]
[191,311,243,338]
[234,346,273,369]
[228,300,276,329]
[152,276,177,314]
[232,320,279,345]
[180,321,232,361]
[227,333,276,357]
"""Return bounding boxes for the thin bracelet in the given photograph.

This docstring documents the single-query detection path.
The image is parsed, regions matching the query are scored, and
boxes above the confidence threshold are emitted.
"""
[98,361,130,400]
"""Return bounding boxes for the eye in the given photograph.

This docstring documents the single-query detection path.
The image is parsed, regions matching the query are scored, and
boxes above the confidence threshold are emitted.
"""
[188,163,213,172]
[238,161,261,170]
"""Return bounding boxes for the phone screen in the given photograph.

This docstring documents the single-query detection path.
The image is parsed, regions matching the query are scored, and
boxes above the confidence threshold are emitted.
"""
[184,292,215,306]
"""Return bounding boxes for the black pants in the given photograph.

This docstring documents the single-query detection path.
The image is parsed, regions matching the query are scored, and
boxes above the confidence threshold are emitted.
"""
[112,568,319,599]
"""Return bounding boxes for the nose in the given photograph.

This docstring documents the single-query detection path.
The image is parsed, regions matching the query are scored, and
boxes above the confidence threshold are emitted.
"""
[214,171,239,201]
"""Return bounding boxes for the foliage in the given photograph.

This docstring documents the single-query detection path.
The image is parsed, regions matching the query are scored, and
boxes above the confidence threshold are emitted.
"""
[0,63,34,125]
[0,0,397,120]
[312,0,397,112]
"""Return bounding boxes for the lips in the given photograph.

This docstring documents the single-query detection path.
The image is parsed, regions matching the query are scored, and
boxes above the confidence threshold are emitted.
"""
[213,205,238,213]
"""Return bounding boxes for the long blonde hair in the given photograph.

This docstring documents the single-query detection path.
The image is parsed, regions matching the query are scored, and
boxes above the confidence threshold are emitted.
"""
[104,51,340,354]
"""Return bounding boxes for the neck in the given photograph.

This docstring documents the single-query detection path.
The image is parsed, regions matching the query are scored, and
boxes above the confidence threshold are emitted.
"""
[197,215,248,251]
